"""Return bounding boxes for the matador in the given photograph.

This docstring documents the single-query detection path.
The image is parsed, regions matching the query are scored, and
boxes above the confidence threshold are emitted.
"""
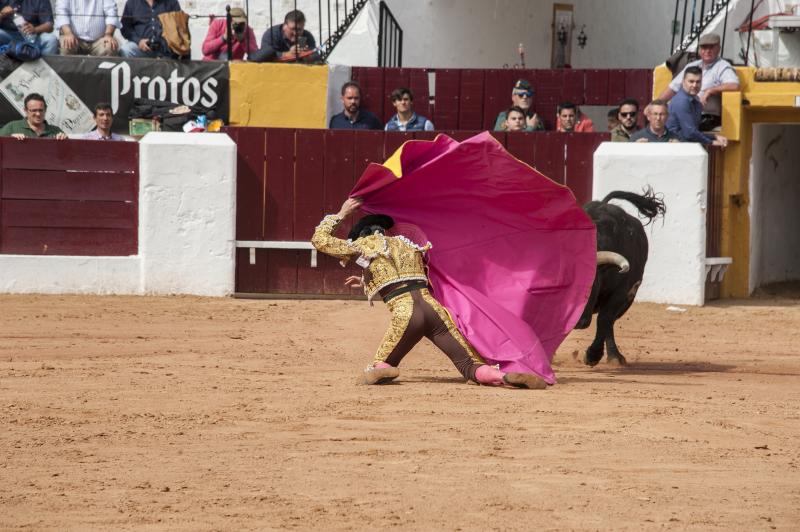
[311,197,547,389]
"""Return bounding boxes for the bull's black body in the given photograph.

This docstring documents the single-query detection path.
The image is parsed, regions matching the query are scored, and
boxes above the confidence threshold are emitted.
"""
[576,189,666,366]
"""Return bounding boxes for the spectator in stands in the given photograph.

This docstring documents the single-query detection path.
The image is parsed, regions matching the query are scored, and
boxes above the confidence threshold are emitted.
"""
[0,93,67,140]
[658,33,739,131]
[0,0,58,55]
[329,81,382,130]
[631,100,679,143]
[384,87,434,132]
[55,0,120,56]
[249,9,318,63]
[666,66,727,147]
[503,106,526,132]
[556,102,594,133]
[202,7,257,60]
[610,98,641,142]
[119,0,182,58]
[606,107,619,131]
[83,102,126,140]
[493,79,544,132]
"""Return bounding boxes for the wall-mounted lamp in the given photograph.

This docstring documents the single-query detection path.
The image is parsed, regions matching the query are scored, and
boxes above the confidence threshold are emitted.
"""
[557,23,568,45]
[577,25,588,48]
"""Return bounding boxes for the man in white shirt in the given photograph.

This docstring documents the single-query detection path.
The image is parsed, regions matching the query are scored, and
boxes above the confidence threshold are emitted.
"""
[55,0,120,56]
[658,33,739,131]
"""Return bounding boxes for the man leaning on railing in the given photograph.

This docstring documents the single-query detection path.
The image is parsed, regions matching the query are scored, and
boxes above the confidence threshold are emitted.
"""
[0,93,67,140]
[249,9,319,63]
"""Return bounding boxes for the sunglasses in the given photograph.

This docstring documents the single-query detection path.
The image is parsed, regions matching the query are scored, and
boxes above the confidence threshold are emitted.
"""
[619,112,637,118]
[513,91,533,98]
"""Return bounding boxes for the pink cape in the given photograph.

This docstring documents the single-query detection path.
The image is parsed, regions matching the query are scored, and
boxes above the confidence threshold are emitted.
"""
[350,132,596,384]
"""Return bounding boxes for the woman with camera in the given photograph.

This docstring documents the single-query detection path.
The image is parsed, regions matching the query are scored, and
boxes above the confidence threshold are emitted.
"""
[201,7,257,61]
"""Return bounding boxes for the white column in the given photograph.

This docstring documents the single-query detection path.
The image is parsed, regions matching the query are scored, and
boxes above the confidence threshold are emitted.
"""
[138,133,237,296]
[593,142,708,306]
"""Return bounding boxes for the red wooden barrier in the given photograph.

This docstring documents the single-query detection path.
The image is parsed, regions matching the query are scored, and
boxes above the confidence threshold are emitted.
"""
[0,138,138,256]
[227,127,610,294]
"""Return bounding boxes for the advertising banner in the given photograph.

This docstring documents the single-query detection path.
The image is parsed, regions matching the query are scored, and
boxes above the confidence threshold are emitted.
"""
[0,57,229,133]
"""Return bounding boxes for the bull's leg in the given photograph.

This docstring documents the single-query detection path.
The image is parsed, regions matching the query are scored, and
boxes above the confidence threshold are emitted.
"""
[575,279,600,330]
[583,316,608,366]
[604,324,627,366]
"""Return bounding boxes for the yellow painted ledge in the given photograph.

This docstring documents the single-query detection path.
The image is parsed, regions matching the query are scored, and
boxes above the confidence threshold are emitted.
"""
[229,63,329,129]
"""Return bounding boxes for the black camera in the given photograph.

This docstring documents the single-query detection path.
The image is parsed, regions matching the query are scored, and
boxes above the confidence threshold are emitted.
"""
[233,22,245,34]
[148,34,161,51]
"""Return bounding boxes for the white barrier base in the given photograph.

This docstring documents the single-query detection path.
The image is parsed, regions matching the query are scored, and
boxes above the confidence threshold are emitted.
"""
[0,133,237,296]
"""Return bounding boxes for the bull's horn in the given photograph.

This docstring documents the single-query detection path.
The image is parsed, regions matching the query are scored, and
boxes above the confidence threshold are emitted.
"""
[597,251,630,273]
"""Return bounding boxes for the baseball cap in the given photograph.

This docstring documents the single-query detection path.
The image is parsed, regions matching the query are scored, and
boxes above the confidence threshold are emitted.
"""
[513,79,533,92]
[698,33,720,46]
[229,7,247,25]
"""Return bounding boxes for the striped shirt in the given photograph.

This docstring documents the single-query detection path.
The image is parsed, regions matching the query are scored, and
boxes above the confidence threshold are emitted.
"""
[55,0,119,42]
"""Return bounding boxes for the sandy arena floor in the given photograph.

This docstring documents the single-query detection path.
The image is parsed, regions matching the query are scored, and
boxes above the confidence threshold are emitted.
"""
[1,294,799,531]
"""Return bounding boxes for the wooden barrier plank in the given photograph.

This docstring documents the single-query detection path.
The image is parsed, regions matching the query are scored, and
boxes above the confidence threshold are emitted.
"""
[294,129,326,294]
[607,69,626,106]
[432,69,460,130]
[229,127,266,240]
[563,69,586,105]
[624,69,651,128]
[382,67,409,123]
[536,102,558,131]
[0,138,137,172]
[1,227,136,255]
[294,129,326,240]
[2,199,136,228]
[440,130,481,142]
[413,131,437,142]
[408,68,432,120]
[384,131,413,160]
[351,66,385,123]
[323,131,355,213]
[564,133,603,205]
[584,70,610,105]
[458,69,485,130]
[488,130,506,148]
[265,249,298,293]
[504,132,537,168]
[533,69,563,105]
[1,169,137,201]
[531,132,566,184]
[353,131,384,177]
[235,247,269,293]
[482,69,515,131]
[264,128,295,241]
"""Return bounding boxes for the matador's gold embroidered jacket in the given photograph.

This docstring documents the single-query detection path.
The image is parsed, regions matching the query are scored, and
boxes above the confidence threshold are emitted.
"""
[311,214,432,301]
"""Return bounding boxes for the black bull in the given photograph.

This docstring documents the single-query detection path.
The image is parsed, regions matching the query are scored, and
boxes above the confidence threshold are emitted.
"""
[575,189,667,366]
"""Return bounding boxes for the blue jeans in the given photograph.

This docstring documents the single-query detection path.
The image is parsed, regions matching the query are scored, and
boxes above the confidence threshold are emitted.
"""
[119,40,173,59]
[0,28,58,55]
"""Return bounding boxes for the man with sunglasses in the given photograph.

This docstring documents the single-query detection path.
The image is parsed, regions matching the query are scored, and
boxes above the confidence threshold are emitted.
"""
[610,98,641,142]
[0,93,67,140]
[659,33,739,131]
[493,79,545,132]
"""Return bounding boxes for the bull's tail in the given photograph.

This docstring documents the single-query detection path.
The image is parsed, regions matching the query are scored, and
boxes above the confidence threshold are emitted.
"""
[601,187,666,226]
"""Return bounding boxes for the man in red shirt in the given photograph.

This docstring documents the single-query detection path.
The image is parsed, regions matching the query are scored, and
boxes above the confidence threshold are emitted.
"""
[201,7,257,61]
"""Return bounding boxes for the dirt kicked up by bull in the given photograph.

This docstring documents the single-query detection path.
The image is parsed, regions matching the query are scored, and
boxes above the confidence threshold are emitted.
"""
[576,188,667,367]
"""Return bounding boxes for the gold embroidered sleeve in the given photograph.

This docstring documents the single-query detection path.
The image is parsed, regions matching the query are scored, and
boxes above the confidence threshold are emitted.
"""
[310,214,358,260]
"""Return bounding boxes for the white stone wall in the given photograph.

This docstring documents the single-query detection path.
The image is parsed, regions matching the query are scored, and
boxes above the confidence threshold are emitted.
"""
[116,0,677,66]
[749,124,800,292]
[593,142,709,306]
[0,133,237,296]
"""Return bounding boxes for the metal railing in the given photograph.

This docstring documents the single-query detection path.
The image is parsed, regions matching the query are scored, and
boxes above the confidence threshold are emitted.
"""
[377,1,403,67]
[671,0,732,55]
[318,0,369,61]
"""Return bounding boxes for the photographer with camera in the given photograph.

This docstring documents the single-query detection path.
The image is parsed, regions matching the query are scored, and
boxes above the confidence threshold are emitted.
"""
[249,9,318,63]
[201,7,256,61]
[119,0,183,58]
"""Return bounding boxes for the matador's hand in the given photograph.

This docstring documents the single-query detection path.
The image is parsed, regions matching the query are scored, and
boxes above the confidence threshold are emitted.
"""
[344,275,363,288]
[337,197,363,218]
